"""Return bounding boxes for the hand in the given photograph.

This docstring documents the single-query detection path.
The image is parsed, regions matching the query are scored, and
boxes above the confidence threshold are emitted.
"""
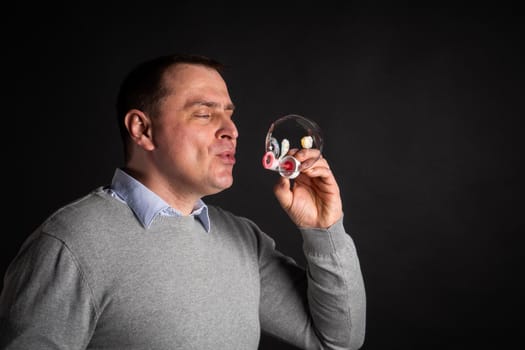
[273,149,343,229]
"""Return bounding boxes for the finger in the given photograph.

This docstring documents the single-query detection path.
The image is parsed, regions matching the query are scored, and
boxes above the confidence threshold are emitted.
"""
[300,155,329,171]
[293,149,324,171]
[292,148,322,163]
[304,164,332,177]
[300,162,336,185]
[273,175,293,209]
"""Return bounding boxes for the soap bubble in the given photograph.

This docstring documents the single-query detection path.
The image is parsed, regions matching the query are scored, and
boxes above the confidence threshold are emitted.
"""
[262,114,323,179]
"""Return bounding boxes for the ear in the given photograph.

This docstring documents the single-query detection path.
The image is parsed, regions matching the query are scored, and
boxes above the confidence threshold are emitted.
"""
[124,109,155,151]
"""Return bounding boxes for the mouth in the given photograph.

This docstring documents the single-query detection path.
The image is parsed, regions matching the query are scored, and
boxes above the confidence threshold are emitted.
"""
[217,150,236,165]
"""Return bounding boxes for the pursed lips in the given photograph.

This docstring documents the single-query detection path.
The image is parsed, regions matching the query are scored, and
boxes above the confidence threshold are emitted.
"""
[217,149,236,165]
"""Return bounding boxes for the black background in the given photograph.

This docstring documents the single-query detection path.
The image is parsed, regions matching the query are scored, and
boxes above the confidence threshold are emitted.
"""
[4,2,523,349]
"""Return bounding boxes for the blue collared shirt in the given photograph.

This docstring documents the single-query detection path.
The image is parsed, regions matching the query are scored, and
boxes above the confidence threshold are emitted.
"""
[106,168,210,232]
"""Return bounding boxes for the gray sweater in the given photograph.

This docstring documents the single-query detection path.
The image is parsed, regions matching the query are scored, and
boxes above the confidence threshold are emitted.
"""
[0,188,366,349]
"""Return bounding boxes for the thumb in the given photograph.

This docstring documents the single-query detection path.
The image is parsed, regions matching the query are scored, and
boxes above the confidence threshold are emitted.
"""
[273,175,293,210]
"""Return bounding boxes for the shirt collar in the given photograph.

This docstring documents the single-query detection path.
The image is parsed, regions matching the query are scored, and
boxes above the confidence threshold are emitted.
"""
[109,168,210,232]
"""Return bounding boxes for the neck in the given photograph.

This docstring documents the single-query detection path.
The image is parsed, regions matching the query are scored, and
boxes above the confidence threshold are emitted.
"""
[122,166,201,215]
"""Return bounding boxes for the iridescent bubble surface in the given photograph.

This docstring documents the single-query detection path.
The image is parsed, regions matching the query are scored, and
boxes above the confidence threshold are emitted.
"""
[262,114,323,179]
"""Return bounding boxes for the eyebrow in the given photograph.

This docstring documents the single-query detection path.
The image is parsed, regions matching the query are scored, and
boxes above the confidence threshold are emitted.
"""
[186,100,236,111]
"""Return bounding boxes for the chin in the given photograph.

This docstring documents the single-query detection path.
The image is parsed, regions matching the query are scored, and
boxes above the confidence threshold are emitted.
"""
[207,175,233,195]
[218,177,234,191]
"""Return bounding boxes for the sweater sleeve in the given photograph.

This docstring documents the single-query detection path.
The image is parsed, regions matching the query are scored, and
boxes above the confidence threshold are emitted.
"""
[0,233,97,350]
[258,217,366,350]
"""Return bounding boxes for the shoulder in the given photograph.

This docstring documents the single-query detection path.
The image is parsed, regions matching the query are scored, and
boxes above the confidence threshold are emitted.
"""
[207,204,276,247]
[40,187,135,241]
[207,204,259,231]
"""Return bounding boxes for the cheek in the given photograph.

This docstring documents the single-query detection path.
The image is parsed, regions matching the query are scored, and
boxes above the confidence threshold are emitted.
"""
[170,133,209,163]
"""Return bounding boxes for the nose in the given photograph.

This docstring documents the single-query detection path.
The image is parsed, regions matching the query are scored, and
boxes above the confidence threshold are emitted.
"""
[218,117,239,140]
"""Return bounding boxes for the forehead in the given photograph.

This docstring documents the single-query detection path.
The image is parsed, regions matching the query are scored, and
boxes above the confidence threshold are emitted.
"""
[164,63,228,94]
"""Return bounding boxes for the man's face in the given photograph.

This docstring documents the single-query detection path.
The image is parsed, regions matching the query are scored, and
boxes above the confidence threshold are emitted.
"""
[151,63,238,198]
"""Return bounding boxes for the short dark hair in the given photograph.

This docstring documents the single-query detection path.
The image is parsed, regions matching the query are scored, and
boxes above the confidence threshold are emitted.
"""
[116,54,225,160]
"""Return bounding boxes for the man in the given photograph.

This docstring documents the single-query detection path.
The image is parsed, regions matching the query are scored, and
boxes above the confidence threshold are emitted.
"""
[0,54,366,349]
